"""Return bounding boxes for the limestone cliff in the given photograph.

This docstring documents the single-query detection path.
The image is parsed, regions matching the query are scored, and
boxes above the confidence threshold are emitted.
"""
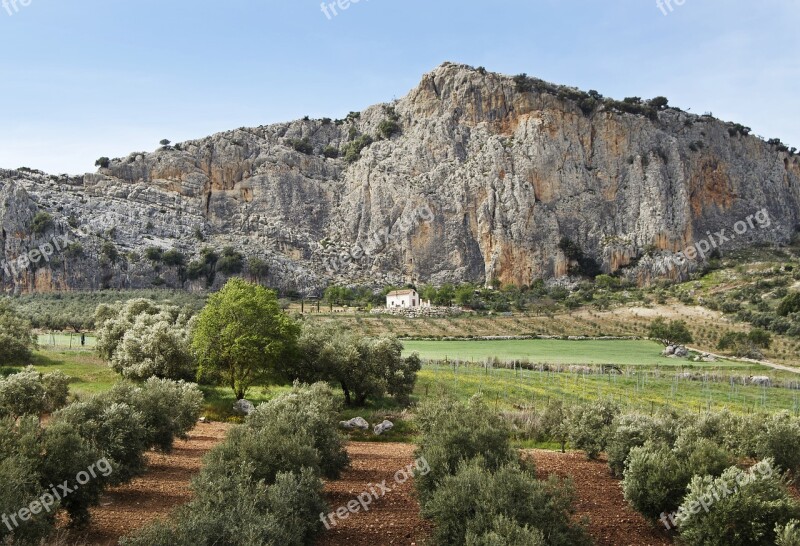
[2,62,799,294]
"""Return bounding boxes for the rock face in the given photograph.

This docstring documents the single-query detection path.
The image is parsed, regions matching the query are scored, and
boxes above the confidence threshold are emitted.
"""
[2,62,799,294]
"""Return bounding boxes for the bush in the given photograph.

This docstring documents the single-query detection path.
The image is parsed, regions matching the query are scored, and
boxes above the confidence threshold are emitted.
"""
[105,378,203,451]
[0,367,70,419]
[776,520,800,546]
[293,323,420,406]
[465,515,545,546]
[607,412,676,477]
[39,420,107,526]
[756,412,800,474]
[322,145,339,159]
[0,301,37,365]
[96,299,195,381]
[343,134,373,163]
[54,400,149,485]
[676,460,800,546]
[623,442,691,519]
[423,458,588,546]
[288,138,313,155]
[378,119,401,139]
[244,382,348,479]
[0,417,54,544]
[414,396,517,506]
[31,212,53,235]
[122,467,326,546]
[568,398,620,459]
[216,247,244,275]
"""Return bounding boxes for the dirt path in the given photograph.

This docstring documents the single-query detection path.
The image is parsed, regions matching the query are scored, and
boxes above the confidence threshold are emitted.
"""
[317,442,433,546]
[528,450,672,546]
[65,421,230,545]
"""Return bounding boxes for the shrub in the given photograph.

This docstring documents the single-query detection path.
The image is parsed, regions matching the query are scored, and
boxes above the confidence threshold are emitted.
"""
[216,247,244,275]
[244,382,348,479]
[322,145,339,159]
[779,292,800,316]
[288,138,313,155]
[465,515,545,546]
[343,134,373,163]
[423,459,589,546]
[105,378,203,451]
[676,460,800,546]
[568,398,620,459]
[607,412,676,477]
[31,212,53,235]
[39,420,106,526]
[0,367,70,419]
[378,119,401,139]
[122,467,326,546]
[414,396,517,506]
[622,442,690,519]
[776,520,800,546]
[54,400,149,485]
[95,157,110,168]
[756,412,800,474]
[0,417,53,544]
[0,301,37,365]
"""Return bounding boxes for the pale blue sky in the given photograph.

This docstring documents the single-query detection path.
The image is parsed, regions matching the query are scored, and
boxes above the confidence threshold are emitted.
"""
[0,0,797,174]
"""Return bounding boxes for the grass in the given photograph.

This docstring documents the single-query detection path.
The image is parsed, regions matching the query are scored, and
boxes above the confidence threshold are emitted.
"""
[413,362,800,415]
[37,333,97,348]
[30,348,118,397]
[402,339,750,368]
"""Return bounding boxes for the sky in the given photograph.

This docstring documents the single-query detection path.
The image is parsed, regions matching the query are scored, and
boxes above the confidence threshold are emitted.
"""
[0,0,797,175]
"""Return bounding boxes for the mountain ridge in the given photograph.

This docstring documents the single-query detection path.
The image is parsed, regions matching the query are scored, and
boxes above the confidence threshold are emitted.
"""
[1,62,799,295]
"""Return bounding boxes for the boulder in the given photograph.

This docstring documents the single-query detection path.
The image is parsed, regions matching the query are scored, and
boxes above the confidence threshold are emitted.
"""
[340,417,370,430]
[674,346,689,357]
[232,399,255,415]
[373,420,394,435]
[662,345,676,356]
[749,376,772,387]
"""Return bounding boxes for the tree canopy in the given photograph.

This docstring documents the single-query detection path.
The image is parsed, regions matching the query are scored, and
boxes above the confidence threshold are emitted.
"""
[192,279,299,399]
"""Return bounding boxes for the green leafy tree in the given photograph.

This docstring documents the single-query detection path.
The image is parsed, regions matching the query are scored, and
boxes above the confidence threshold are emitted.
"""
[648,317,693,346]
[192,279,299,399]
[778,292,800,316]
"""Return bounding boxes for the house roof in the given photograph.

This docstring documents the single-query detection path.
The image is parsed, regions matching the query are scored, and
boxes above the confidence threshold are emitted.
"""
[387,289,417,297]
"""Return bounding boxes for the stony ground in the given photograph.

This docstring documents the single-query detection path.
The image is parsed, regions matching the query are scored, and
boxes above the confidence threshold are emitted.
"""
[64,421,230,545]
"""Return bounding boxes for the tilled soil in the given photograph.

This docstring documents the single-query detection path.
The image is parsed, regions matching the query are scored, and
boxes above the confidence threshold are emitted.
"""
[317,442,433,546]
[64,433,672,546]
[65,421,230,545]
[529,450,673,546]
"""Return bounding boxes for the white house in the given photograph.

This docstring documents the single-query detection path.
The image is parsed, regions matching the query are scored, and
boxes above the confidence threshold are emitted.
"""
[386,289,430,309]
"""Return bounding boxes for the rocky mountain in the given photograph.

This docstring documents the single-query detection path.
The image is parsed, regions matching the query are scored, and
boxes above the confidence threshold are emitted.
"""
[1,62,799,295]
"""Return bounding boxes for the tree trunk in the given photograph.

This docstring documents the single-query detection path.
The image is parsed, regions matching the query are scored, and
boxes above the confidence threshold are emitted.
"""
[341,383,351,406]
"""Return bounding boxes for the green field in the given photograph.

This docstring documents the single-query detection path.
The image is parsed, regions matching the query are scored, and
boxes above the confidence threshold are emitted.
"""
[402,339,749,368]
[37,333,97,348]
[415,362,800,415]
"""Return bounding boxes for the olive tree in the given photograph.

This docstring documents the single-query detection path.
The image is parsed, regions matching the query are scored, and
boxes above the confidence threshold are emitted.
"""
[293,323,421,406]
[95,299,195,381]
[0,300,37,365]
